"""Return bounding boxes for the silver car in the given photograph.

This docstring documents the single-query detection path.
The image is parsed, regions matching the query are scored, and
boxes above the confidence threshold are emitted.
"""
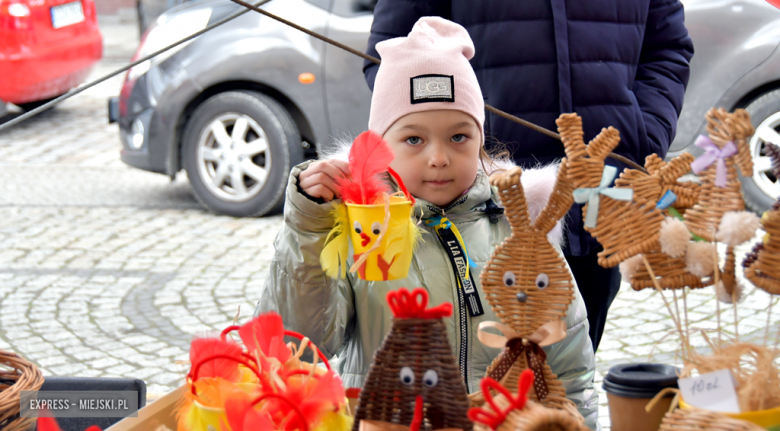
[137,0,189,35]
[110,0,780,217]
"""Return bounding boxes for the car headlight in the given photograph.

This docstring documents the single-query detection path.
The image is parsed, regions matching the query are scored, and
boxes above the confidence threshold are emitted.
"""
[130,118,145,149]
[128,8,212,81]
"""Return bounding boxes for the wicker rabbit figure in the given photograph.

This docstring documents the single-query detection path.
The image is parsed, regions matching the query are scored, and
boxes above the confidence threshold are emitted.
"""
[614,153,712,291]
[683,108,759,301]
[475,159,580,419]
[556,113,666,268]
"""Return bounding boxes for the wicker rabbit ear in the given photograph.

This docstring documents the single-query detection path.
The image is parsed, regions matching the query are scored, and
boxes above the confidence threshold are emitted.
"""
[533,159,575,234]
[644,154,666,176]
[728,109,755,177]
[585,127,621,162]
[658,153,694,182]
[705,108,733,145]
[557,113,587,160]
[491,167,533,232]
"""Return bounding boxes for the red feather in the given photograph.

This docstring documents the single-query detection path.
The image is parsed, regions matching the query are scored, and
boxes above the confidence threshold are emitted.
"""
[189,337,243,382]
[37,418,102,431]
[37,417,63,431]
[224,393,276,431]
[239,312,292,363]
[338,131,394,204]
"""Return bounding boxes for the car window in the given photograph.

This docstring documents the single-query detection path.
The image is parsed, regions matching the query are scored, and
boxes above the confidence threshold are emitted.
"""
[331,0,376,16]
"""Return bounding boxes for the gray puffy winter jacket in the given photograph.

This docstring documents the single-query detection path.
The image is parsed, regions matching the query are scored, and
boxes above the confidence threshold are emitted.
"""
[255,155,600,429]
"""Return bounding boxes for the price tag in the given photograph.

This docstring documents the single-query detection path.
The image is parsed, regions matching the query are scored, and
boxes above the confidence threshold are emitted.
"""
[678,369,741,413]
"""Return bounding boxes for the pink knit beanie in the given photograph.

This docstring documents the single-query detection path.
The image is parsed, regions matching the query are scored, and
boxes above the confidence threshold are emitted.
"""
[368,17,485,143]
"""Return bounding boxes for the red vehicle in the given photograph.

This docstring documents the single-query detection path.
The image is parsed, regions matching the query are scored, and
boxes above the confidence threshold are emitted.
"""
[0,0,102,112]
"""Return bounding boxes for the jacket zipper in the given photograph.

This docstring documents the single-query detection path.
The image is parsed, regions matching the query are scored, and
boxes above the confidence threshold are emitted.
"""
[434,227,469,386]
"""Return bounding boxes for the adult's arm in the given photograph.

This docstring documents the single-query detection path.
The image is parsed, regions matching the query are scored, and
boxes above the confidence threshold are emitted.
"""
[633,0,694,158]
[363,0,451,90]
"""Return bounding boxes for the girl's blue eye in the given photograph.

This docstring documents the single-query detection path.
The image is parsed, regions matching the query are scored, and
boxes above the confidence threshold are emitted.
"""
[452,134,467,143]
[406,136,422,145]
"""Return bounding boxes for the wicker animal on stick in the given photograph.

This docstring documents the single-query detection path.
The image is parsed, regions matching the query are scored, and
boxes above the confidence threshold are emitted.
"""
[614,153,711,291]
[474,159,581,420]
[556,113,664,268]
[684,108,754,241]
[469,370,588,431]
[744,143,780,295]
[352,288,472,431]
[659,408,763,431]
[683,108,759,301]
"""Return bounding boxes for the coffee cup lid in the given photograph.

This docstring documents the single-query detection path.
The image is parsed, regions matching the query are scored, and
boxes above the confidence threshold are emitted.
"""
[605,363,680,390]
[602,379,672,399]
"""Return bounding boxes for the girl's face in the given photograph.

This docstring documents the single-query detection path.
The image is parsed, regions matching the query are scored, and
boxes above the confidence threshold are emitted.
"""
[384,110,481,208]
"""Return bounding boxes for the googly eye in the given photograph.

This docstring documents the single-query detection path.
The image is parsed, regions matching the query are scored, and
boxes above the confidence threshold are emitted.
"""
[503,271,516,287]
[354,221,363,234]
[371,221,381,236]
[399,366,415,386]
[536,273,549,289]
[423,369,438,388]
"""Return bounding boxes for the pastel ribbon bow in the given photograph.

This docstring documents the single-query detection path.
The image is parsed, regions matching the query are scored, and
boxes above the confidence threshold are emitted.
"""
[690,135,738,187]
[573,165,633,229]
[477,321,565,401]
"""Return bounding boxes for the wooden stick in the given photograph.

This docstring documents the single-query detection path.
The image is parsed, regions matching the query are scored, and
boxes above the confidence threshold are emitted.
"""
[672,288,687,359]
[713,240,722,348]
[732,290,739,343]
[683,287,691,359]
[765,298,774,347]
[642,255,685,341]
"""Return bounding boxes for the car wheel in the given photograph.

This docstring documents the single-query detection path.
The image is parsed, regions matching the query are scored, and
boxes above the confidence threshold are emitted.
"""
[741,88,780,212]
[182,91,303,217]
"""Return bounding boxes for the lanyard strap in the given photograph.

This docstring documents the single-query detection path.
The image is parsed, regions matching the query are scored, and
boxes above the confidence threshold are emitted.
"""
[424,215,484,317]
[424,216,477,276]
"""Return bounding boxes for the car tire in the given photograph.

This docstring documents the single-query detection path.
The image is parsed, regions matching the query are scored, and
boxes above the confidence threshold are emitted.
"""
[182,90,303,217]
[741,88,780,213]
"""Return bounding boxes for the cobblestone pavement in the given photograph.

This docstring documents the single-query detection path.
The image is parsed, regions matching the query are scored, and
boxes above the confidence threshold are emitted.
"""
[1,15,779,430]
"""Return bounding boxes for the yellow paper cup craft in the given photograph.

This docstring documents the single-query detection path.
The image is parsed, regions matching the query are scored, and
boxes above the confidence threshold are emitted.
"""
[320,131,422,281]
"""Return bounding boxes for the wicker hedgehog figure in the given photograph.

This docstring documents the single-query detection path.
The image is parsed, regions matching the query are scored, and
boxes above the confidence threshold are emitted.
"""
[744,142,780,295]
[683,108,760,302]
[614,152,712,291]
[352,288,472,431]
[468,370,588,431]
[475,159,581,419]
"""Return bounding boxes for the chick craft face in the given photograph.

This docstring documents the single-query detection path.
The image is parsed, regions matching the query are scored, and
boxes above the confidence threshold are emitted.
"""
[320,131,422,281]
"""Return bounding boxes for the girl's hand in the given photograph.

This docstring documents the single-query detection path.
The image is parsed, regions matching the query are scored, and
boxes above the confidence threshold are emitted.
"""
[298,160,350,202]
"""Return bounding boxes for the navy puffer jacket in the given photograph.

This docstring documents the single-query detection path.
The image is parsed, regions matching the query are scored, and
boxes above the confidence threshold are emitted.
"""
[364,0,694,256]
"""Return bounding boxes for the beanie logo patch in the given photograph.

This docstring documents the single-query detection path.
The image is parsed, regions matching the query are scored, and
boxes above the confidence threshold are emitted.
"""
[410,75,454,104]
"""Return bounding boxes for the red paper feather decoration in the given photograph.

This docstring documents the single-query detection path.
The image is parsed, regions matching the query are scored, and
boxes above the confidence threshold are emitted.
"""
[188,337,244,382]
[338,131,395,204]
[387,288,453,320]
[239,312,292,363]
[38,417,102,431]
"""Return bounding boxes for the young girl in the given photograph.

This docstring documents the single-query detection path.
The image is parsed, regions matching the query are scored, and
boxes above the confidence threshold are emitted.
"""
[255,17,599,429]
